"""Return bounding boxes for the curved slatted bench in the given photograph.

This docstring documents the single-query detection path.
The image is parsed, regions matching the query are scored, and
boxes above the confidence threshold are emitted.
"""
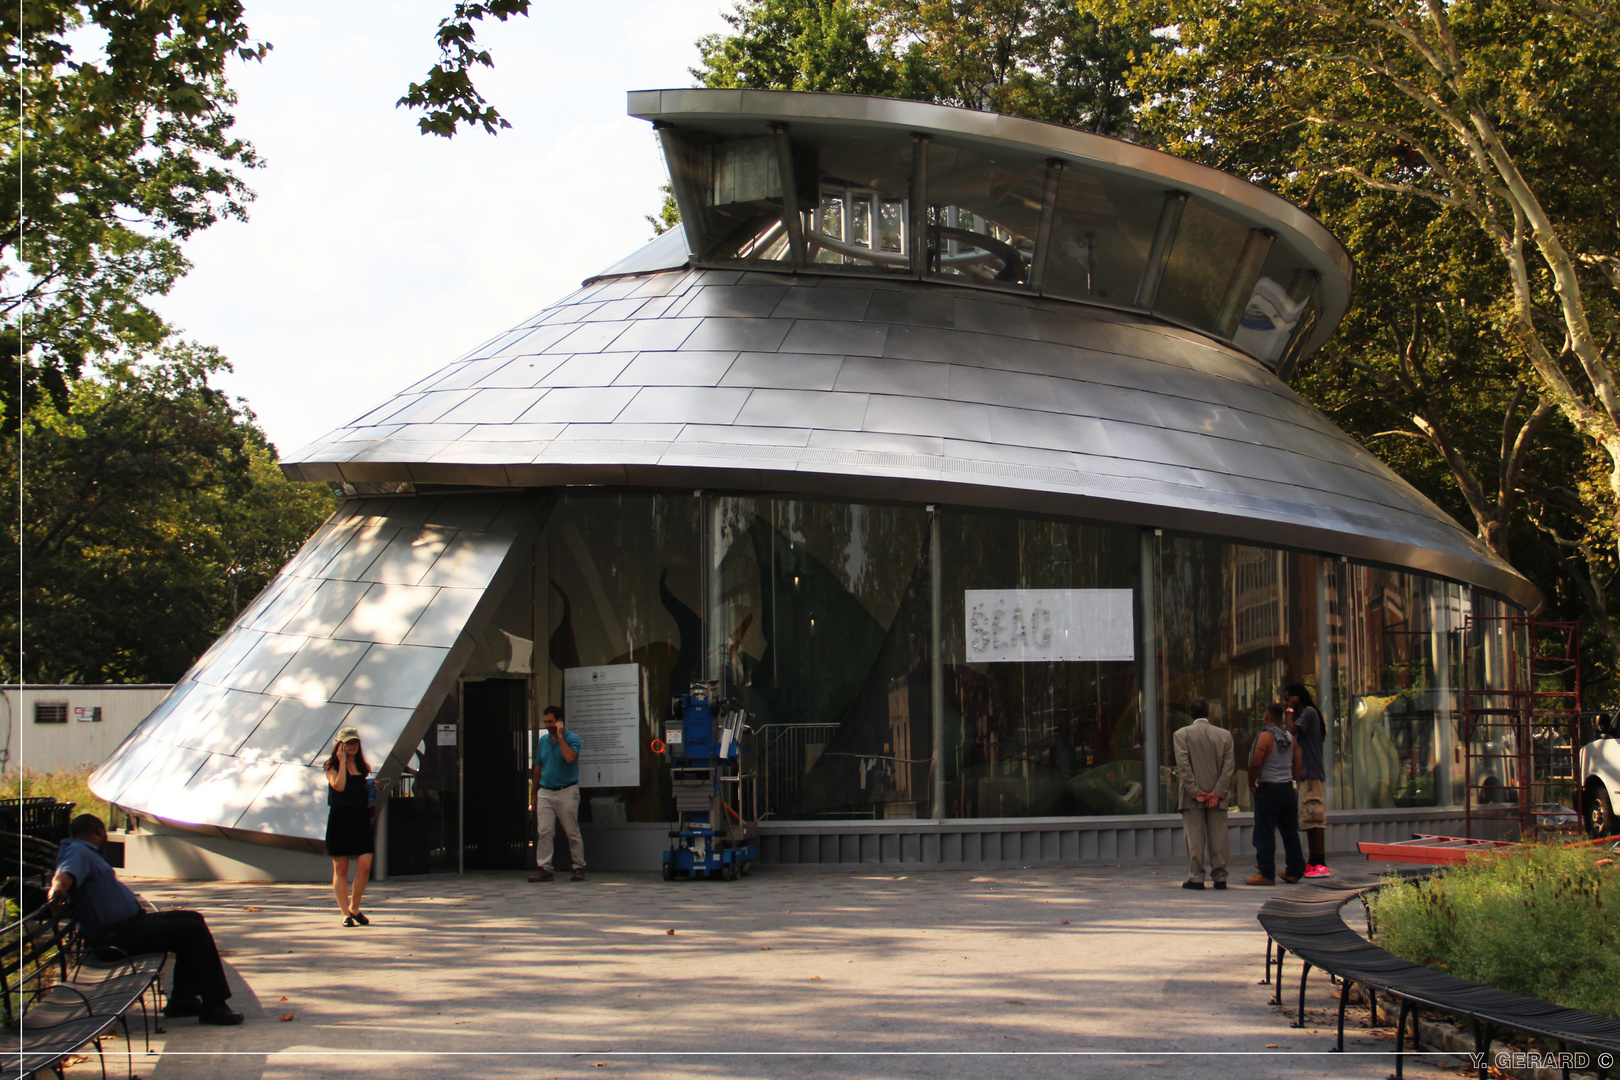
[1257,871,1620,1079]
[1,835,168,1080]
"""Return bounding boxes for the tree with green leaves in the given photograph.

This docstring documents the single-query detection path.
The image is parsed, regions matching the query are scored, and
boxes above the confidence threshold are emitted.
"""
[1,348,335,683]
[2,1,268,436]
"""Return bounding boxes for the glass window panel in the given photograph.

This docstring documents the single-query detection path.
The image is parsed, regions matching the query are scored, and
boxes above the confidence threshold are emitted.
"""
[1232,243,1322,364]
[1158,538,1323,811]
[1154,200,1253,332]
[1332,565,1465,810]
[1040,169,1163,307]
[924,139,1049,289]
[716,498,931,820]
[543,493,704,823]
[940,512,1141,818]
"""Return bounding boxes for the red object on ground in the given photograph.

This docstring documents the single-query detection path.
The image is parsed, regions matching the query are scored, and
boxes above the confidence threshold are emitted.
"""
[1357,834,1520,865]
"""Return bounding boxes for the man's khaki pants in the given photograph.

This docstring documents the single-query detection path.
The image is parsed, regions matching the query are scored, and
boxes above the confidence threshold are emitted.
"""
[1180,805,1230,884]
[537,785,585,870]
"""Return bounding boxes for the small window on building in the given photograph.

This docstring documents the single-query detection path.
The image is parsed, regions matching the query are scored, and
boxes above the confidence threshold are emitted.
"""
[34,703,68,724]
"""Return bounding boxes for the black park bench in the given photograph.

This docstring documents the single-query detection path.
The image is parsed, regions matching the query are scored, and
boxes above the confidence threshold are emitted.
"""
[1,833,167,1080]
[1257,870,1620,1079]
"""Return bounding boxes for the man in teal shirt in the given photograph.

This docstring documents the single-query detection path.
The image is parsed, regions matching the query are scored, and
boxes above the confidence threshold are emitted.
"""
[530,704,586,882]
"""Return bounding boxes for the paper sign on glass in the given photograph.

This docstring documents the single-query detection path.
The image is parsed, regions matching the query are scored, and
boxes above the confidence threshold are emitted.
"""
[564,663,642,789]
[964,589,1135,663]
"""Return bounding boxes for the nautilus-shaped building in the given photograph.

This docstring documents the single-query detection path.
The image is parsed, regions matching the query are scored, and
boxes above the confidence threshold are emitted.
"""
[93,90,1533,876]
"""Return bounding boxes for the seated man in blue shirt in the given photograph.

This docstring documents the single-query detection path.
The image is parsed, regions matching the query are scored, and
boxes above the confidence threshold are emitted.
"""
[48,814,244,1025]
[529,704,586,882]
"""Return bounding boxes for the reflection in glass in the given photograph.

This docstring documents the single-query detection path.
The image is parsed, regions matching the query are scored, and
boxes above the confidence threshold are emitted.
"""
[1158,538,1323,811]
[544,493,704,822]
[1155,200,1253,333]
[716,498,932,820]
[941,513,1141,817]
[1333,566,1471,809]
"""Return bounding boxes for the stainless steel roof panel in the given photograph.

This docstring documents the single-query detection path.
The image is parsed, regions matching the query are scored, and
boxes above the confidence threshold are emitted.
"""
[232,764,327,839]
[330,642,451,709]
[682,317,792,353]
[418,532,516,589]
[863,394,993,442]
[772,286,873,321]
[517,386,637,423]
[614,351,739,386]
[554,422,686,442]
[266,637,370,702]
[536,353,635,387]
[607,317,703,353]
[163,755,280,830]
[676,285,790,319]
[737,388,869,430]
[780,319,889,357]
[358,527,454,586]
[437,388,551,426]
[579,297,653,323]
[236,697,353,766]
[548,321,632,354]
[279,579,372,638]
[618,386,751,425]
[282,271,1531,605]
[217,632,304,692]
[720,352,845,390]
[677,424,815,447]
[117,745,209,813]
[833,356,948,396]
[399,587,483,648]
[333,583,439,644]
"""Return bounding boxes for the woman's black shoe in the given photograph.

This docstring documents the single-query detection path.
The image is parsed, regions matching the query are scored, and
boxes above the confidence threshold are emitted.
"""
[342,914,357,927]
[351,911,369,925]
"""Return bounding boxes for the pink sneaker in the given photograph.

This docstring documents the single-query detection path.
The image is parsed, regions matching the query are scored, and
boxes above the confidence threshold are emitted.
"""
[1303,864,1332,878]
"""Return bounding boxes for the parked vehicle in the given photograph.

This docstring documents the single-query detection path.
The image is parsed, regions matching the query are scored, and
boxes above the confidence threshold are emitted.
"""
[1580,713,1620,837]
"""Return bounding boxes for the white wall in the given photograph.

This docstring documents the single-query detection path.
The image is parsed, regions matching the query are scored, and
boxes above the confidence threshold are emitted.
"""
[1,685,172,774]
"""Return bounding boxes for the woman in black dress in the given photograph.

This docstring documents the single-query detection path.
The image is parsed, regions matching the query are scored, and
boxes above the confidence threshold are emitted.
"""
[324,726,374,927]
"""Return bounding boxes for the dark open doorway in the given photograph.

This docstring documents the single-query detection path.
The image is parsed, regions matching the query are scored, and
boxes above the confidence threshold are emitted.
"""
[461,678,532,870]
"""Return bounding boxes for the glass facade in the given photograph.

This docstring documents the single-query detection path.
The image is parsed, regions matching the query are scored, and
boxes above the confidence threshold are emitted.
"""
[516,491,1522,822]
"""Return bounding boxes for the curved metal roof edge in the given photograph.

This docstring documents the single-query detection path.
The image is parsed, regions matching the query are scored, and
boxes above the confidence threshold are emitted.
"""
[628,88,1354,357]
[278,458,1539,611]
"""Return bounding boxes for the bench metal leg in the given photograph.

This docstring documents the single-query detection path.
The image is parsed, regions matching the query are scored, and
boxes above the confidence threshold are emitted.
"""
[1334,978,1352,1052]
[1293,960,1312,1028]
[1271,948,1285,1006]
[1263,936,1275,984]
[1394,998,1413,1080]
[1472,1020,1496,1080]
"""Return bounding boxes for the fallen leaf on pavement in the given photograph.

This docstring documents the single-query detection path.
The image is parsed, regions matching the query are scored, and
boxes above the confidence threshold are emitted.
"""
[242,906,263,912]
[666,928,676,935]
[279,996,289,1002]
[760,946,771,950]
[1265,1044,1280,1049]
[280,1014,295,1022]
[810,975,821,980]
[1061,920,1069,925]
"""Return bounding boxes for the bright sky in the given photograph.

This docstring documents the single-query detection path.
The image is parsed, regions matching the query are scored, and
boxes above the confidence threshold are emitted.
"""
[156,0,730,458]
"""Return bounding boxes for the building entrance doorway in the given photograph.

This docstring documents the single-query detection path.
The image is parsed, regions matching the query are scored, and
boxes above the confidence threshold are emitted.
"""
[461,678,532,870]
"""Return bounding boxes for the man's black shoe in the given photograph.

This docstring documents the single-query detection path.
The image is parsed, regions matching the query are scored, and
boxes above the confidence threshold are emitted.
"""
[1181,880,1204,890]
[198,1003,245,1026]
[1212,880,1228,890]
[162,995,203,1018]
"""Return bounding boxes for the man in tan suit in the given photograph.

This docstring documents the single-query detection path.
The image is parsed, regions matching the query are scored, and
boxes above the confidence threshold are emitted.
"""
[1173,697,1236,890]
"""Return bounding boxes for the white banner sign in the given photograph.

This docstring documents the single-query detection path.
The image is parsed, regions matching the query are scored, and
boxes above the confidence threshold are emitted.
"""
[564,664,642,789]
[965,589,1135,663]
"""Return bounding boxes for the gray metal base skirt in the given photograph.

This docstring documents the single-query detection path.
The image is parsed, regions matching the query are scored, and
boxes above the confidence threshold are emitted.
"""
[580,807,1480,873]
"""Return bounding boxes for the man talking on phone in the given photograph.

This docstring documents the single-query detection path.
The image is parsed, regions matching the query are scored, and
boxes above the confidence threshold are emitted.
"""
[530,704,586,882]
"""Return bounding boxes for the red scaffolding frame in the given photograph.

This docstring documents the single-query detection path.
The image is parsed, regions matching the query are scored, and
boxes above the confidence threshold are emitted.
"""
[1462,616,1585,838]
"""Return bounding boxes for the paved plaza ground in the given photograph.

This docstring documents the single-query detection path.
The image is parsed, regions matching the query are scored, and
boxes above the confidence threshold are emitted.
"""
[67,861,1475,1080]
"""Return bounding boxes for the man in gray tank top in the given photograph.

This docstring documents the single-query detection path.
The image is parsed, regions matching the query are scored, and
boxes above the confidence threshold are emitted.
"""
[1244,702,1306,885]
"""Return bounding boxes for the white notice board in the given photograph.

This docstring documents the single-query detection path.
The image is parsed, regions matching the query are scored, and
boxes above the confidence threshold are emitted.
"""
[564,664,641,789]
[965,589,1135,663]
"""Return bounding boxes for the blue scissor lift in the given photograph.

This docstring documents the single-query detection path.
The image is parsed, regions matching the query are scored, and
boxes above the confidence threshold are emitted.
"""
[660,682,759,881]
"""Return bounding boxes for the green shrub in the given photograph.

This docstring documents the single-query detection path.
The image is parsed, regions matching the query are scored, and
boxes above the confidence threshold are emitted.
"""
[1370,845,1620,1020]
[0,766,122,829]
